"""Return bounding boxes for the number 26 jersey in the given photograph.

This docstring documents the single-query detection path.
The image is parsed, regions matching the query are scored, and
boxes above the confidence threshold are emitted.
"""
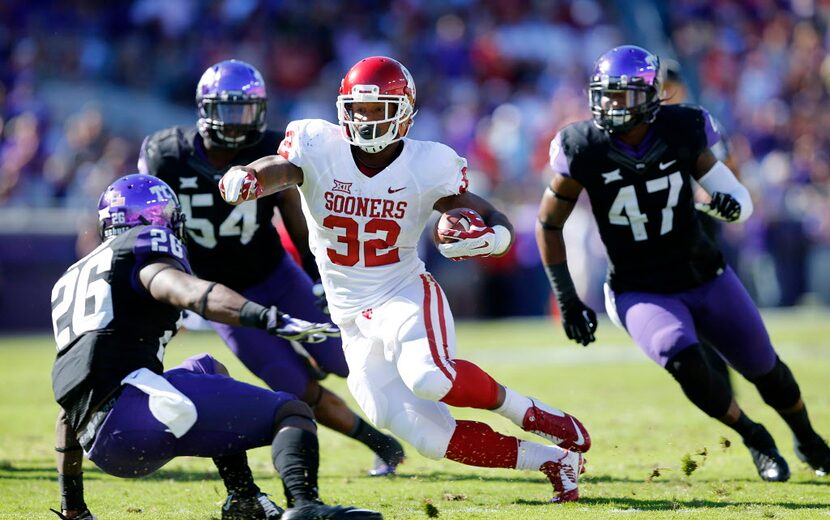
[50,225,191,432]
[278,119,468,323]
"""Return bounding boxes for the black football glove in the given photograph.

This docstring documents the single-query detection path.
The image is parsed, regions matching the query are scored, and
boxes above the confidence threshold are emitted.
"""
[559,299,598,347]
[696,192,741,222]
[265,306,339,344]
[50,509,96,520]
[311,281,330,315]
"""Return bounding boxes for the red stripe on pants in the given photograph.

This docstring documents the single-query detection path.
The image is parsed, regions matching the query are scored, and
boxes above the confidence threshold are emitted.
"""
[421,274,453,381]
[427,274,451,361]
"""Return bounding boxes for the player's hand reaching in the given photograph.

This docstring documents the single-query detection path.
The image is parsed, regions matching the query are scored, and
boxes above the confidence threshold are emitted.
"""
[265,306,339,344]
[219,166,261,205]
[437,209,497,261]
[559,299,597,346]
[695,192,741,222]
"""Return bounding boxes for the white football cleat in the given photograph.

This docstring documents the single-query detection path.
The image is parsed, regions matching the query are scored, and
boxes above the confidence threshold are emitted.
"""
[540,450,585,503]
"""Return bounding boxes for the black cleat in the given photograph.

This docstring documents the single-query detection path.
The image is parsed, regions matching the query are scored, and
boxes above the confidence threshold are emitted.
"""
[282,502,383,520]
[794,436,830,476]
[50,509,96,520]
[222,492,284,519]
[744,425,790,482]
[368,437,405,477]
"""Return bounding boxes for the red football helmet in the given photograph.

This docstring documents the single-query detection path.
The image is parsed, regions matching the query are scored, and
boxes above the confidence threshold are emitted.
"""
[336,56,417,153]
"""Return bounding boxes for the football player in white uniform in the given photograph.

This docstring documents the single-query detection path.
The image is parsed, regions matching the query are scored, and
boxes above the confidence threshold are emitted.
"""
[219,56,590,503]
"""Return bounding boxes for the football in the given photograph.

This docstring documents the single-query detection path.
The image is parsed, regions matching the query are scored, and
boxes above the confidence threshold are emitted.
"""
[433,207,479,244]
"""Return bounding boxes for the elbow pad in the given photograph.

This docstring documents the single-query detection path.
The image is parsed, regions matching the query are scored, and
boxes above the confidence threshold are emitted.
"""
[697,161,753,223]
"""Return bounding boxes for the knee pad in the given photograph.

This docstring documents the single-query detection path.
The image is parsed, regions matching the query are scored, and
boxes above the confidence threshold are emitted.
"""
[274,399,316,433]
[666,346,732,418]
[750,357,801,410]
[408,369,453,402]
[388,408,455,460]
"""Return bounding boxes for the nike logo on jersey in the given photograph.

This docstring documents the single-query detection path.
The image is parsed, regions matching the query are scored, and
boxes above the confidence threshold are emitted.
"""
[601,169,622,184]
[659,159,677,170]
[387,186,406,194]
[180,177,199,189]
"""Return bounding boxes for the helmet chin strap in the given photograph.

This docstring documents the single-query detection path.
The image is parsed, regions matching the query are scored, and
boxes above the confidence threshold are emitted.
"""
[358,142,390,154]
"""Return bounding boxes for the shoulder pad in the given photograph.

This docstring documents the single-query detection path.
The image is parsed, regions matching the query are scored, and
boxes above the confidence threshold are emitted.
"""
[558,120,607,160]
[660,104,706,128]
[142,127,192,175]
[131,225,191,273]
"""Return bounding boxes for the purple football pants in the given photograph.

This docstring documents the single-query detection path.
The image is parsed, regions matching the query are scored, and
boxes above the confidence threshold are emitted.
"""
[87,354,295,478]
[613,266,777,378]
[211,254,348,397]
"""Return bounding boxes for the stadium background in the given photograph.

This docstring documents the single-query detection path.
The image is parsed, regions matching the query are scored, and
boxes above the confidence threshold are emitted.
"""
[0,0,828,332]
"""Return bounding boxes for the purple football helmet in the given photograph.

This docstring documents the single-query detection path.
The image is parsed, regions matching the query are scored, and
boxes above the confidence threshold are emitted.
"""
[196,59,267,149]
[589,45,663,133]
[97,174,185,240]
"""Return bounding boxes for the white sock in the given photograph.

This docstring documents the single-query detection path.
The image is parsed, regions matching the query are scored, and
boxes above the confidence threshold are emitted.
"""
[515,439,567,470]
[494,387,533,425]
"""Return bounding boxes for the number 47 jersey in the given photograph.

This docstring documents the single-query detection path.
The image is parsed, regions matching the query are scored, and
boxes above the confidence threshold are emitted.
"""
[50,225,191,432]
[551,104,725,294]
[278,119,469,323]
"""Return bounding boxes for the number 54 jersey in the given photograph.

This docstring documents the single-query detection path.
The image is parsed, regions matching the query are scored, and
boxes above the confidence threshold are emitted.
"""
[50,225,191,432]
[278,119,468,323]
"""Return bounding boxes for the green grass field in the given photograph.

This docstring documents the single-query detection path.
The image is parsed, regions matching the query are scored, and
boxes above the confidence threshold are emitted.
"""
[2,310,830,519]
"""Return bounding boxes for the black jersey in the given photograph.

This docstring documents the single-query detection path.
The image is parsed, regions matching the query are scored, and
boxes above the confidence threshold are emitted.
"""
[140,127,286,291]
[50,226,191,432]
[554,104,725,294]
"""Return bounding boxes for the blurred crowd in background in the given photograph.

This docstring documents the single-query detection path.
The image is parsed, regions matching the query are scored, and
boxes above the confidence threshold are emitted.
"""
[1,0,829,324]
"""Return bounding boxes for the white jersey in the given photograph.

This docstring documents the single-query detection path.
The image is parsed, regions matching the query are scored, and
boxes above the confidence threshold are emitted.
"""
[278,119,469,323]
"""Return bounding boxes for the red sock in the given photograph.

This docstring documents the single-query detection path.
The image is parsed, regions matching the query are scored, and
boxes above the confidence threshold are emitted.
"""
[445,420,519,468]
[440,359,499,409]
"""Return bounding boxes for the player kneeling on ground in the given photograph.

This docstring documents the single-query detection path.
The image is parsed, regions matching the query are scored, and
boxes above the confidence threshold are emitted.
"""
[50,174,381,519]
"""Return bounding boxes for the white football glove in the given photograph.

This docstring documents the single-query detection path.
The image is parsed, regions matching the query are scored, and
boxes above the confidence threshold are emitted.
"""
[265,307,339,344]
[219,166,261,204]
[438,210,510,261]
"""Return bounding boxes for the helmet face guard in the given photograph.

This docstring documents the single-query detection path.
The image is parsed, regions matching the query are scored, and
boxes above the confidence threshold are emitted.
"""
[336,57,416,154]
[197,60,267,149]
[336,87,414,154]
[589,45,662,134]
[97,174,186,241]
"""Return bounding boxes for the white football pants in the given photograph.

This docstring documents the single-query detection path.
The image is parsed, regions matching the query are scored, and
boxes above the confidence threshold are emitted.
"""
[339,273,458,459]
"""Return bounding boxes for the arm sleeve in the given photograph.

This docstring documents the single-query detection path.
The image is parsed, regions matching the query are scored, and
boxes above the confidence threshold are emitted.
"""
[549,132,571,176]
[700,107,724,151]
[277,120,307,169]
[435,147,470,198]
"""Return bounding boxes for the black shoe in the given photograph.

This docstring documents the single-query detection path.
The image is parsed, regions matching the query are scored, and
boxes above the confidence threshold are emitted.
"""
[368,437,405,477]
[222,492,284,519]
[794,436,830,476]
[744,425,790,482]
[50,509,96,520]
[281,502,382,520]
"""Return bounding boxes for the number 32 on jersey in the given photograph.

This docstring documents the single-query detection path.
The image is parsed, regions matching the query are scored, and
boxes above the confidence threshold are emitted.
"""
[323,216,400,267]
